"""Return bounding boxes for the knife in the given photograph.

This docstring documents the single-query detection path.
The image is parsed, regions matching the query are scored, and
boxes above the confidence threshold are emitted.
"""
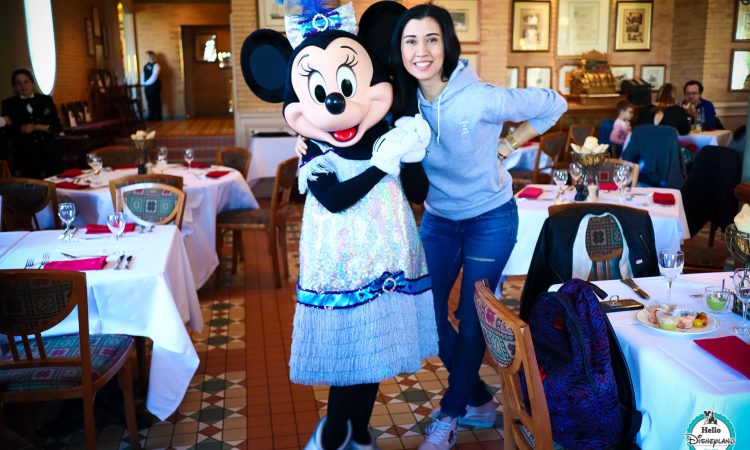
[621,278,650,299]
[125,255,133,270]
[114,254,126,270]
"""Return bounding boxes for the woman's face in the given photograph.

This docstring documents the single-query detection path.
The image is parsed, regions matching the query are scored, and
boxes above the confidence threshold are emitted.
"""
[400,17,445,85]
[13,74,34,97]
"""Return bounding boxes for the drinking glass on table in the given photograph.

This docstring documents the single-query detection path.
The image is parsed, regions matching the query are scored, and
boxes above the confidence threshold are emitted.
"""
[613,165,629,203]
[86,153,102,182]
[732,269,750,335]
[58,202,76,241]
[106,212,126,241]
[184,148,194,170]
[658,249,684,305]
[157,147,168,173]
[552,169,568,204]
[569,163,582,186]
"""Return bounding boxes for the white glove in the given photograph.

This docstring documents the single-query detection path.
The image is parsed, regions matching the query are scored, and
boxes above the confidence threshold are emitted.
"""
[395,114,431,163]
[371,128,409,176]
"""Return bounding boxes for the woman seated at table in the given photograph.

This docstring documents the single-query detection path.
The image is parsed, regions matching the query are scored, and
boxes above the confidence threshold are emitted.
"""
[638,83,690,136]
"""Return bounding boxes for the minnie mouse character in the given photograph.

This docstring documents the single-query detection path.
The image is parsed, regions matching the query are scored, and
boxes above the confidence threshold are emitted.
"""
[241,2,437,449]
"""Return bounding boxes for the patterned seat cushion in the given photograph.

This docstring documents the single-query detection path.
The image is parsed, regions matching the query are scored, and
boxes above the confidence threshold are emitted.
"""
[475,293,516,368]
[217,208,270,226]
[124,188,179,224]
[0,334,133,391]
[585,216,623,258]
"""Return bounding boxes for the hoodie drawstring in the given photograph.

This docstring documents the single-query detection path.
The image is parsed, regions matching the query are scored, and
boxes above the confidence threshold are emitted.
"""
[436,93,442,146]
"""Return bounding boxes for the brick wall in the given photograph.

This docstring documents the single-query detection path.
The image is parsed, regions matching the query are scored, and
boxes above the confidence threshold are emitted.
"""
[703,0,750,104]
[134,2,231,118]
[669,0,707,95]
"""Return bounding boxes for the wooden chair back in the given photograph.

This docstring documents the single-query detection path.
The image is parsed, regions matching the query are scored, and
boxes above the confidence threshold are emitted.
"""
[216,147,252,179]
[599,158,640,188]
[109,174,183,211]
[474,279,553,450]
[0,178,59,231]
[533,131,567,184]
[118,182,186,228]
[270,157,300,229]
[91,146,138,167]
[0,159,10,178]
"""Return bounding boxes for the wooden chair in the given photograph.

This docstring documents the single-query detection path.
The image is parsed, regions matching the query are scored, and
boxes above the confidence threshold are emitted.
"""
[118,182,186,229]
[0,178,59,231]
[109,174,183,211]
[474,279,553,450]
[510,131,567,189]
[215,156,299,288]
[0,270,140,449]
[0,160,10,178]
[563,123,595,162]
[598,158,640,188]
[216,147,251,179]
[91,146,138,168]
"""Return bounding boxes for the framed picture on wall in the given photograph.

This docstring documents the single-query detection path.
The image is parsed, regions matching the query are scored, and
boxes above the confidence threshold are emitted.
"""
[526,67,552,88]
[84,18,95,57]
[434,0,479,43]
[641,65,665,91]
[610,65,634,91]
[92,6,101,37]
[507,67,519,88]
[734,1,750,41]
[556,0,610,56]
[258,0,290,31]
[101,24,109,59]
[614,1,652,51]
[558,64,577,95]
[195,34,218,62]
[512,1,550,52]
[730,49,750,91]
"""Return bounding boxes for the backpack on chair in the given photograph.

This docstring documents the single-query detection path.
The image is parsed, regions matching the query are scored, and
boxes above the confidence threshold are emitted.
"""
[522,278,641,450]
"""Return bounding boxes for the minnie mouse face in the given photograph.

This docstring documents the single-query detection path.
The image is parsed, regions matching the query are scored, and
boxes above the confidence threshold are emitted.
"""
[284,36,392,147]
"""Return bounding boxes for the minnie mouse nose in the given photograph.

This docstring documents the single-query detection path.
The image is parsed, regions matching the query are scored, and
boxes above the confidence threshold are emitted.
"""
[325,93,346,115]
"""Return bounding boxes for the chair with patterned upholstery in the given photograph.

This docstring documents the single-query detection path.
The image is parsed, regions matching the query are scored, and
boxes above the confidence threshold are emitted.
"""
[0,178,59,231]
[109,174,183,211]
[0,159,10,178]
[474,279,554,450]
[510,131,567,190]
[215,156,299,288]
[563,123,595,162]
[91,145,139,168]
[215,147,251,179]
[0,270,140,449]
[597,159,640,188]
[118,182,186,229]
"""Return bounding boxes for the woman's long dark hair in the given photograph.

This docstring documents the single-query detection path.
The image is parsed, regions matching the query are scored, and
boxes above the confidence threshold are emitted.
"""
[389,4,461,119]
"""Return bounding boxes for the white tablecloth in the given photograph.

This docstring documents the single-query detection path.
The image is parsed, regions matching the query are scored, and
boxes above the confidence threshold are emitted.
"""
[504,143,552,173]
[44,166,259,288]
[0,231,28,258]
[505,186,690,275]
[623,129,733,151]
[551,273,750,450]
[0,227,201,421]
[247,135,298,186]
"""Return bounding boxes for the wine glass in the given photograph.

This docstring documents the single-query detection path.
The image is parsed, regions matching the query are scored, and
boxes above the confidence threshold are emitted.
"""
[184,148,194,171]
[157,147,169,173]
[658,249,685,305]
[732,269,750,335]
[613,165,629,203]
[552,169,568,203]
[569,163,582,186]
[86,153,102,183]
[106,212,126,241]
[58,202,76,240]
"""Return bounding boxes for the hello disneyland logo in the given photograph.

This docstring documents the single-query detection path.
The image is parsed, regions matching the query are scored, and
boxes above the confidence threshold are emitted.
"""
[685,410,737,450]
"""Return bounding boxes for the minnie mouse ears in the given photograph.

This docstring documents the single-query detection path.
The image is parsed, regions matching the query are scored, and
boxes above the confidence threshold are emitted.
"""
[240,29,292,103]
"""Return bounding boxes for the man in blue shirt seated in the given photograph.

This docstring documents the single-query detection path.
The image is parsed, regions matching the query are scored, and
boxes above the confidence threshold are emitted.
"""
[682,80,718,130]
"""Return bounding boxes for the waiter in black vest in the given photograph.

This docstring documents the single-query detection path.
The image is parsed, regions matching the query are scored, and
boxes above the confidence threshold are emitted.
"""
[142,50,162,121]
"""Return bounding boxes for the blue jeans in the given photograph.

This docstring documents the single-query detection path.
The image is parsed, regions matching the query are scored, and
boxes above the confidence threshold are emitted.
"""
[420,200,519,418]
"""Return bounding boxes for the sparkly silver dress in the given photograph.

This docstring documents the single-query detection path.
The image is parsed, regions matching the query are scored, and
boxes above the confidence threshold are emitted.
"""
[290,151,438,386]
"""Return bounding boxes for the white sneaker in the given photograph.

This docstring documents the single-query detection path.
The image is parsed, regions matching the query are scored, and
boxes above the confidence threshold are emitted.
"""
[304,416,352,450]
[457,399,498,429]
[418,415,458,450]
[348,428,380,450]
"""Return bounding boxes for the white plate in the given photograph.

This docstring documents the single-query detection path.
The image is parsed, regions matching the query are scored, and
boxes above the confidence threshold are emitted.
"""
[635,310,720,335]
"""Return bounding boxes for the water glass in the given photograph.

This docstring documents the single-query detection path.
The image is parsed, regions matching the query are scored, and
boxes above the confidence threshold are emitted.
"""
[86,153,103,182]
[107,212,126,241]
[613,165,629,202]
[552,169,568,204]
[569,163,582,186]
[58,202,76,240]
[732,269,750,335]
[157,147,169,172]
[658,249,684,305]
[184,148,194,170]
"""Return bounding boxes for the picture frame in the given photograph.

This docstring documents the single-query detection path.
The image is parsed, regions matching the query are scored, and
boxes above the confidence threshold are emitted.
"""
[258,0,290,32]
[610,65,635,91]
[730,49,750,91]
[556,0,610,57]
[434,0,479,43]
[195,34,218,62]
[461,53,479,71]
[525,67,552,88]
[507,67,519,88]
[734,1,750,42]
[640,65,665,91]
[92,6,101,38]
[84,18,95,57]
[614,1,652,51]
[558,64,577,95]
[101,24,109,59]
[511,1,550,52]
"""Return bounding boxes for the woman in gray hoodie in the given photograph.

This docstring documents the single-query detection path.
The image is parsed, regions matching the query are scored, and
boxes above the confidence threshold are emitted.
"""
[389,4,567,449]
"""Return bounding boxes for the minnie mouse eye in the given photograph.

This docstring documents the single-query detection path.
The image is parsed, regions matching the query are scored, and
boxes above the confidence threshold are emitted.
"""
[308,71,327,104]
[337,66,357,98]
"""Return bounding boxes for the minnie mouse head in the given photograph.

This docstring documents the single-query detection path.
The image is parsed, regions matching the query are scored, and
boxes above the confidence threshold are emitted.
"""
[240,1,405,148]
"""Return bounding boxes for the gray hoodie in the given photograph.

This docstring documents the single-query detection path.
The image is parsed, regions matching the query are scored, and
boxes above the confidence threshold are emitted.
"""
[417,60,568,220]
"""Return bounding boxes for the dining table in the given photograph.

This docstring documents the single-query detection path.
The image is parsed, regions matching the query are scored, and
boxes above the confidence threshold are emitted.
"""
[505,185,690,276]
[551,272,750,450]
[0,226,202,421]
[623,129,733,151]
[43,164,259,288]
[503,142,551,173]
[0,231,28,259]
[247,133,298,186]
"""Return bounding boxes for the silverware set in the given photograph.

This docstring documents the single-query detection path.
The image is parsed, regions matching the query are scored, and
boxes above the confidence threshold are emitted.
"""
[23,253,49,269]
[113,254,134,270]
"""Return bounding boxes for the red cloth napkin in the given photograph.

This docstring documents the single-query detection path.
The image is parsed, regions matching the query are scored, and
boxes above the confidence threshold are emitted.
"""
[185,161,211,168]
[111,164,137,170]
[694,336,750,379]
[518,187,543,199]
[683,143,698,154]
[57,168,84,178]
[44,256,107,271]
[56,181,89,190]
[206,170,230,178]
[599,182,618,191]
[85,223,137,234]
[653,192,676,205]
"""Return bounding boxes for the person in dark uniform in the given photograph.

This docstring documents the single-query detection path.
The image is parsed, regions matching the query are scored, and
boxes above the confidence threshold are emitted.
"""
[142,50,162,121]
[1,68,62,178]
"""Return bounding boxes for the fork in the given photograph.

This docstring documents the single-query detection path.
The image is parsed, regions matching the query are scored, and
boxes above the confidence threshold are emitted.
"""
[24,258,34,269]
[38,253,49,269]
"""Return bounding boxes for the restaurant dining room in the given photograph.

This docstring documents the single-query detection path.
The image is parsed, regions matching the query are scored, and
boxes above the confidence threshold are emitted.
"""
[1,0,750,449]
